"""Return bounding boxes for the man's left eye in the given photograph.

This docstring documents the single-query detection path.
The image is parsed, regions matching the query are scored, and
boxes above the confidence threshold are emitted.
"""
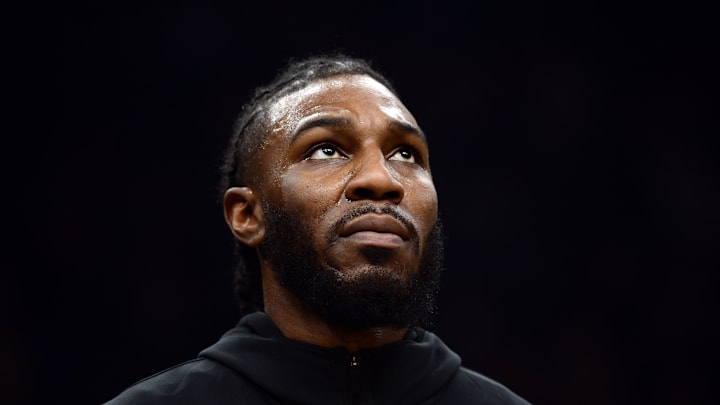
[389,148,416,163]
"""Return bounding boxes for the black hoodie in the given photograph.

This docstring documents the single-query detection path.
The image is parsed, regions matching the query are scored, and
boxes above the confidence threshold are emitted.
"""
[105,312,531,404]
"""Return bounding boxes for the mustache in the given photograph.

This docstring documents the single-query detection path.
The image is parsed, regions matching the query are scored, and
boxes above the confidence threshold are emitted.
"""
[333,204,420,241]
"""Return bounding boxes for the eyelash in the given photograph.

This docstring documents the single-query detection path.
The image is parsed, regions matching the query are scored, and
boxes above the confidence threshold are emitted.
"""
[305,143,422,165]
[306,143,347,159]
[392,146,418,163]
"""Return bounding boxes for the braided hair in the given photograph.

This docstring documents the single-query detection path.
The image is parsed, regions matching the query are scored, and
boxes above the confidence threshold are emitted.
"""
[218,53,399,315]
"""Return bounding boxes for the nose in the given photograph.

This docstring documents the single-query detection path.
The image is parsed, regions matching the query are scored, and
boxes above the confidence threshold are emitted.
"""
[345,152,405,204]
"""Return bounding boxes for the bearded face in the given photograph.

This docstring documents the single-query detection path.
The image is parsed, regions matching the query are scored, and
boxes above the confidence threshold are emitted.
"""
[230,74,443,330]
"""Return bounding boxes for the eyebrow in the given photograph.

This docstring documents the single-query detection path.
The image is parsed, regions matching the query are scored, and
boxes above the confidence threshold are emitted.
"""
[387,120,426,140]
[292,116,354,142]
[291,116,426,143]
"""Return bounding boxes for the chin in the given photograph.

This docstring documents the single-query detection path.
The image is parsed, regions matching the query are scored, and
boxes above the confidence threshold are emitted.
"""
[335,263,412,283]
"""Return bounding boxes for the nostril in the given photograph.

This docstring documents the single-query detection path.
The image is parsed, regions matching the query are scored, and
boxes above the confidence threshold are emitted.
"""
[384,190,402,201]
[347,187,402,202]
[349,187,374,200]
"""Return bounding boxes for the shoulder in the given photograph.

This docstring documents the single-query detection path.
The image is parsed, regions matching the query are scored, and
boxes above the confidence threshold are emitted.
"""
[442,366,533,405]
[103,357,256,405]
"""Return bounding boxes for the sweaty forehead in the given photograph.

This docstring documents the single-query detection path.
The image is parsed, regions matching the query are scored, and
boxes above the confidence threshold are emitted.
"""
[265,74,417,136]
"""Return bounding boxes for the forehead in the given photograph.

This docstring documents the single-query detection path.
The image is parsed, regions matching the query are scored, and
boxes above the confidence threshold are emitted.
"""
[265,74,418,135]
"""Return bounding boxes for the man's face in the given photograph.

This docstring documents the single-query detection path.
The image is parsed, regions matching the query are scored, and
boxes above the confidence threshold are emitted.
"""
[252,74,441,327]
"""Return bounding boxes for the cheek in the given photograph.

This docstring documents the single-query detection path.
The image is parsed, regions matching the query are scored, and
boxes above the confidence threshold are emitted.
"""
[277,170,348,253]
[407,176,439,233]
[278,169,344,217]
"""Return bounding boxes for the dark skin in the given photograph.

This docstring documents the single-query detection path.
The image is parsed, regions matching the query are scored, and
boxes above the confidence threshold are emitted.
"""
[223,74,438,353]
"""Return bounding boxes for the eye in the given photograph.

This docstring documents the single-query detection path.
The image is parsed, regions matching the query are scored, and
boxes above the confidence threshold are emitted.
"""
[388,147,417,164]
[307,144,346,160]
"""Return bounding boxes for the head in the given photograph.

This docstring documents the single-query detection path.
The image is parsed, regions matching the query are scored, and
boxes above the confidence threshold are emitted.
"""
[220,54,445,330]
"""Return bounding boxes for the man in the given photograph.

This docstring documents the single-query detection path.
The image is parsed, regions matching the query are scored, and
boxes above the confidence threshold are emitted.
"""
[105,54,531,404]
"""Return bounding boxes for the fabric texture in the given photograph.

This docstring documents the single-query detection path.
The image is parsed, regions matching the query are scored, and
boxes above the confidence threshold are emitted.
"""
[105,312,531,404]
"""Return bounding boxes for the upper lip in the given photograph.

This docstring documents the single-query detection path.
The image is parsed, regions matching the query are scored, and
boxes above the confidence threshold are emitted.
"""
[339,213,410,240]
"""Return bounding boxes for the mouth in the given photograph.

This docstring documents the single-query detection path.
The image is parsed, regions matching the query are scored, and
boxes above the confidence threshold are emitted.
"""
[338,213,411,248]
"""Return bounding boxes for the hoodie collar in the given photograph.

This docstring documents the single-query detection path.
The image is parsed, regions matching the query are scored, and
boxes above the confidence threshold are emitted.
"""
[199,312,462,404]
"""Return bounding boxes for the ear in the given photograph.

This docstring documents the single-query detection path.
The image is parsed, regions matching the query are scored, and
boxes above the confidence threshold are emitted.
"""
[223,187,266,247]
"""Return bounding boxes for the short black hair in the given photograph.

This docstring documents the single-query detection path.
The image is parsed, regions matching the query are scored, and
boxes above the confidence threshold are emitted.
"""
[218,53,400,315]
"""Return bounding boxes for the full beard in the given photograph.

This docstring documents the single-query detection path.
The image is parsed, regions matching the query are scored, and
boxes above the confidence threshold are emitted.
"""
[260,202,445,331]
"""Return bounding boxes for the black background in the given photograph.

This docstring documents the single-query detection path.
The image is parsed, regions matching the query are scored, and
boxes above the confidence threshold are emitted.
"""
[7,1,719,404]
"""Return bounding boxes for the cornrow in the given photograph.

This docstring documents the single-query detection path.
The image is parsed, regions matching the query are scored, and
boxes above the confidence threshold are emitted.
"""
[218,53,399,315]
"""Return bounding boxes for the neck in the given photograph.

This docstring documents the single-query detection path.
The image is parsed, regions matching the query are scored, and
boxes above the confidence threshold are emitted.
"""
[261,268,408,353]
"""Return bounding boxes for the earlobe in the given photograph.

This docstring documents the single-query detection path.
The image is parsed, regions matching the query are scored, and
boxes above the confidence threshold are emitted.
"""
[223,187,266,247]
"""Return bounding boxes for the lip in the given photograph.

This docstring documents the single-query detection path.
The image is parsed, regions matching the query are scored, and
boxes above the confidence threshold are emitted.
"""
[339,213,410,240]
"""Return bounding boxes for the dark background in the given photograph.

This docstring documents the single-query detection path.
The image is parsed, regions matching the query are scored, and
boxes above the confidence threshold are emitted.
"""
[7,1,718,404]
